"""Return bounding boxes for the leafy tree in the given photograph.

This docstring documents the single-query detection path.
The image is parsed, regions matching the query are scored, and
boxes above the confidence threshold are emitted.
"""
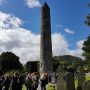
[82,3,90,70]
[0,52,23,72]
[85,3,90,26]
[52,59,60,72]
[82,35,90,64]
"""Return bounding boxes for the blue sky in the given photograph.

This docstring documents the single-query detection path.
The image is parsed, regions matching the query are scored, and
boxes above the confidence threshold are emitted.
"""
[0,0,90,63]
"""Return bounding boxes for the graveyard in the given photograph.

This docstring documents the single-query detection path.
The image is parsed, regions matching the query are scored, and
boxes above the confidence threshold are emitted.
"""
[20,73,90,90]
[0,1,90,90]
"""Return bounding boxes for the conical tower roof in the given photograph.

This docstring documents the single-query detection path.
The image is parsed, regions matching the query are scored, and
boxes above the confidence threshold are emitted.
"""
[42,2,50,9]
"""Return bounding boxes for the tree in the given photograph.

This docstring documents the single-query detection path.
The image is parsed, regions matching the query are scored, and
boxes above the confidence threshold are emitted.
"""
[52,59,60,72]
[83,3,90,64]
[85,3,90,26]
[82,35,90,64]
[0,52,23,72]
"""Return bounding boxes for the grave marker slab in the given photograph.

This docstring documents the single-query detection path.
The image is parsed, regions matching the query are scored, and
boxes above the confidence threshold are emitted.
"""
[83,80,90,90]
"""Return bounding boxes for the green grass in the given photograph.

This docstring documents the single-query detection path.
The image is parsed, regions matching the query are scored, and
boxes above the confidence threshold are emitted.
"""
[86,76,90,80]
[75,80,78,89]
[22,85,26,90]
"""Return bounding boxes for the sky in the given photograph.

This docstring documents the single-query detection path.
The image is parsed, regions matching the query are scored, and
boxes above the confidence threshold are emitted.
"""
[0,0,90,64]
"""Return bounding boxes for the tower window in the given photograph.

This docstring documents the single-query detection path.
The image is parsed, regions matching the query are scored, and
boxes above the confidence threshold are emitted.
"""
[41,63,42,68]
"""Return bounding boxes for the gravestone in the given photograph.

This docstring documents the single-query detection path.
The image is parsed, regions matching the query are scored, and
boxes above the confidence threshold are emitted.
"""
[66,72,75,90]
[82,80,90,90]
[55,65,75,90]
[55,65,67,90]
[77,66,86,90]
[56,77,67,90]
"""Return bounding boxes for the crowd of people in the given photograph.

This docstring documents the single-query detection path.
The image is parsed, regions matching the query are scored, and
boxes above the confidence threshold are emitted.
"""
[0,72,52,90]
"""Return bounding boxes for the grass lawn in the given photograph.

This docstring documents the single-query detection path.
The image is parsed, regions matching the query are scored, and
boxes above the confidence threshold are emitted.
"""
[86,76,90,80]
[22,85,26,90]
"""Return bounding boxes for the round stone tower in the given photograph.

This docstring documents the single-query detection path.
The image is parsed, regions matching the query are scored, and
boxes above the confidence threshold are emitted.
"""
[40,2,53,74]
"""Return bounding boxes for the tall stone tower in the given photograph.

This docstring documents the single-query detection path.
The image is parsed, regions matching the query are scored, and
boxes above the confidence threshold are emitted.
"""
[40,2,53,74]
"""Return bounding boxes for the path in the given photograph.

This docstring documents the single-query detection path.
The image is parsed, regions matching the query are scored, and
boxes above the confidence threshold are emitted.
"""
[86,72,90,77]
[37,84,41,90]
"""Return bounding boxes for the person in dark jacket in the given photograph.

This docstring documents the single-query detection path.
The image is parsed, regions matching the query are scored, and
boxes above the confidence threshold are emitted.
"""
[1,76,5,90]
[0,76,2,90]
[2,76,11,90]
[17,74,24,90]
[31,73,39,90]
[10,73,18,90]
[25,73,33,90]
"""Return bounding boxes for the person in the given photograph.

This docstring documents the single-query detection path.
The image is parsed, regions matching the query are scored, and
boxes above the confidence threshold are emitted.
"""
[25,73,29,90]
[2,76,11,90]
[25,73,33,90]
[31,72,39,90]
[17,74,24,90]
[44,73,48,84]
[40,73,48,90]
[25,76,29,90]
[48,73,52,83]
[0,76,3,90]
[10,72,19,90]
[1,76,5,90]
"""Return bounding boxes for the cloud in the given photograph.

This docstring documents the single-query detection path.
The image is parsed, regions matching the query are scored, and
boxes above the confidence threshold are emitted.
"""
[52,33,69,56]
[0,12,23,29]
[67,40,84,58]
[52,33,83,58]
[76,40,84,49]
[24,0,41,8]
[0,28,40,64]
[0,29,83,63]
[64,28,75,34]
[0,12,84,64]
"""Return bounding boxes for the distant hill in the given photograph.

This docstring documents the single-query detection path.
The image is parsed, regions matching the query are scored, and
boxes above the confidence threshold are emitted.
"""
[53,55,83,64]
[52,55,84,72]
